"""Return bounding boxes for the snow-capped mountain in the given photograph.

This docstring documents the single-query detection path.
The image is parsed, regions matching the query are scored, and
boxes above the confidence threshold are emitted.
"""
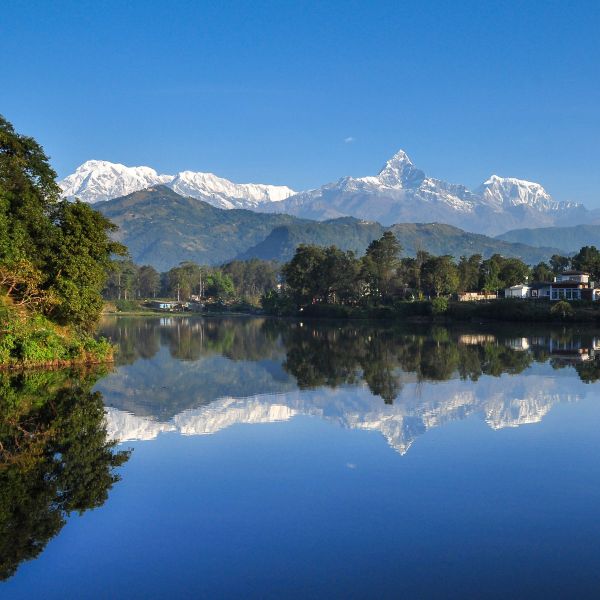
[59,160,296,209]
[59,160,172,204]
[168,170,295,209]
[60,152,591,235]
[477,175,579,212]
[265,150,588,236]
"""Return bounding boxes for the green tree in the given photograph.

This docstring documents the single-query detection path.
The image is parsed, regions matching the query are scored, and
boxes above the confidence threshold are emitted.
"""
[571,246,600,280]
[204,270,234,299]
[532,261,554,282]
[138,265,160,298]
[421,255,459,297]
[281,244,326,306]
[0,115,125,332]
[550,254,570,274]
[498,257,530,288]
[479,254,505,293]
[362,231,402,303]
[457,254,482,292]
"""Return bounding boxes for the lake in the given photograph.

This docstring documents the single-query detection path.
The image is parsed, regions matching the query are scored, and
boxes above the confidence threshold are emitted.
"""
[3,316,600,598]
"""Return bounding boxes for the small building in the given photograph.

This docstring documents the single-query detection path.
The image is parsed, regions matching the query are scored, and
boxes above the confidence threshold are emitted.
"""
[458,292,497,302]
[504,284,530,298]
[147,300,181,311]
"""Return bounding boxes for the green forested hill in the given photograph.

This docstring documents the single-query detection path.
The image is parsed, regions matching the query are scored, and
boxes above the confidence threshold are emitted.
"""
[497,224,600,252]
[96,187,566,268]
[240,221,563,264]
[96,186,300,271]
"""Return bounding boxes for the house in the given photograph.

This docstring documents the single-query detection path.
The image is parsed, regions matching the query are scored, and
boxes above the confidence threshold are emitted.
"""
[147,300,183,311]
[504,284,530,298]
[550,271,595,300]
[458,292,497,302]
[528,282,552,299]
[505,271,600,302]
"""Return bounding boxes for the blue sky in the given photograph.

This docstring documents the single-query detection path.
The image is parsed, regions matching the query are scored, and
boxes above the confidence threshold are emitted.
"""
[2,0,599,204]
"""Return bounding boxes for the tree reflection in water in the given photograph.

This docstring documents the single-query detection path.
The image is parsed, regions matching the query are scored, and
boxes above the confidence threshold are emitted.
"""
[0,369,130,580]
[100,316,600,407]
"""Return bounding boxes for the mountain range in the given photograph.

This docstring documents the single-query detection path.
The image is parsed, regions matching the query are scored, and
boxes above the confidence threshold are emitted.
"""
[95,186,564,270]
[59,151,594,236]
[59,159,296,209]
[497,224,600,253]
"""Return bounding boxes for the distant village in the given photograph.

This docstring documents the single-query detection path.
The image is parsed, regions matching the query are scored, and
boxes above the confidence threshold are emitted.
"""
[464,271,600,303]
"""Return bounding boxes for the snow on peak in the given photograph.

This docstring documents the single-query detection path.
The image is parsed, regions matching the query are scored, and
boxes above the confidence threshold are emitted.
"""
[59,160,172,204]
[477,174,566,210]
[59,160,296,208]
[377,149,425,188]
[169,170,296,209]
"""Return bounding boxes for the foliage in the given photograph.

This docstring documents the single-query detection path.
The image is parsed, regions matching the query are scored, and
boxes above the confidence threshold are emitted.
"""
[421,255,459,297]
[0,115,125,330]
[550,300,574,319]
[431,296,449,315]
[0,115,125,364]
[361,231,402,302]
[0,300,112,367]
[571,246,600,280]
[532,261,554,282]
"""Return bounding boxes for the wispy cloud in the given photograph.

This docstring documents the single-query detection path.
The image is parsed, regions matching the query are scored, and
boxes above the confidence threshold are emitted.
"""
[344,136,355,144]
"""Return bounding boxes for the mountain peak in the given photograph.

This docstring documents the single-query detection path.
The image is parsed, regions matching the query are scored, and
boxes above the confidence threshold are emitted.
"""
[377,149,425,188]
[59,160,296,208]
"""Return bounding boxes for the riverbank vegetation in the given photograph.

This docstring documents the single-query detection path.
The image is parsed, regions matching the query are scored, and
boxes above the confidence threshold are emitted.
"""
[0,116,124,366]
[261,232,600,322]
[102,257,279,309]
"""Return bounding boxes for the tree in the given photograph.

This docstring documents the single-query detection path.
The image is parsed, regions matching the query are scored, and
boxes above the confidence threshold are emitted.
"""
[362,231,402,303]
[571,246,600,280]
[204,270,234,299]
[498,257,530,288]
[479,254,505,293]
[551,300,574,320]
[222,259,279,301]
[48,201,125,329]
[0,115,125,331]
[282,245,326,306]
[421,255,459,297]
[550,254,570,274]
[138,265,160,298]
[457,254,482,292]
[532,261,554,282]
[166,261,203,300]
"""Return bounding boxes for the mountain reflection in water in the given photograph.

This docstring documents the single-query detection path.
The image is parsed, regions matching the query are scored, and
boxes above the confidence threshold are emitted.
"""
[98,316,600,454]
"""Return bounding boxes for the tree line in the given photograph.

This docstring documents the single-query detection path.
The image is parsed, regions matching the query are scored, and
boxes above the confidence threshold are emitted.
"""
[103,257,280,304]
[270,231,600,310]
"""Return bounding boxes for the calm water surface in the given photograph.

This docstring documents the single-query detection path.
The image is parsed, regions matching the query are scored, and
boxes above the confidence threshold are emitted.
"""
[4,316,600,598]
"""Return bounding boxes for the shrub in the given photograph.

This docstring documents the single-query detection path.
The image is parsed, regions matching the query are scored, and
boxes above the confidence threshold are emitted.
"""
[551,300,574,320]
[431,297,449,315]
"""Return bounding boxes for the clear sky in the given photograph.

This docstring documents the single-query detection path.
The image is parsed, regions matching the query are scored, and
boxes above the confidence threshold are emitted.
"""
[2,0,599,204]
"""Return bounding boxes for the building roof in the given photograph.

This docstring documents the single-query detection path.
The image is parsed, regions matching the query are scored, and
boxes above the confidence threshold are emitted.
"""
[529,282,552,289]
[559,270,589,276]
[550,281,588,288]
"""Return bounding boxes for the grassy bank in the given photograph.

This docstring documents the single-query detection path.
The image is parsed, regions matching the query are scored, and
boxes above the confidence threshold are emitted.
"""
[0,299,113,369]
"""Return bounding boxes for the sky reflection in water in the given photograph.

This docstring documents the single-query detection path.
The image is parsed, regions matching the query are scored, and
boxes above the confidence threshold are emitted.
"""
[4,316,600,598]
